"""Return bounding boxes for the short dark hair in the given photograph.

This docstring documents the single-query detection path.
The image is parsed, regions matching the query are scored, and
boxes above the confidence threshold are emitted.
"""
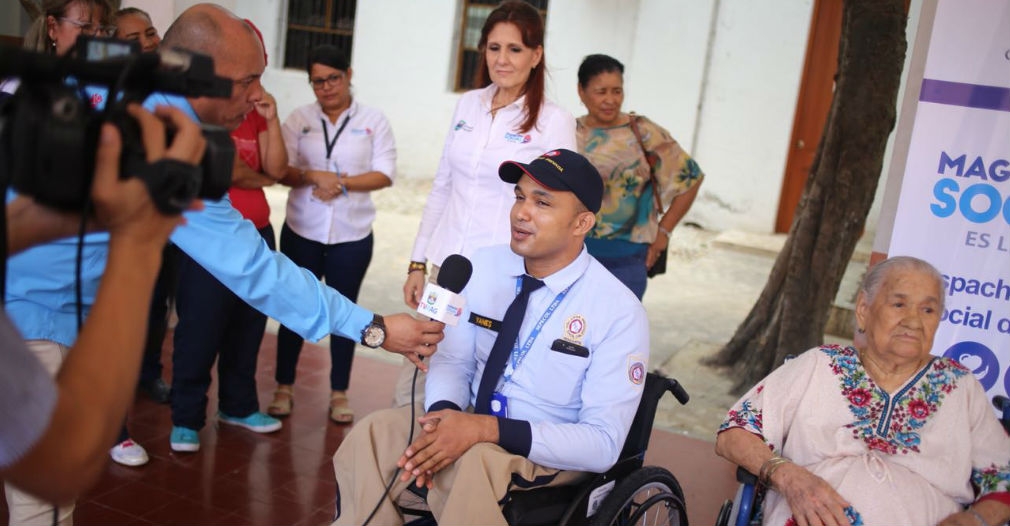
[578,54,624,88]
[115,6,151,21]
[307,45,349,75]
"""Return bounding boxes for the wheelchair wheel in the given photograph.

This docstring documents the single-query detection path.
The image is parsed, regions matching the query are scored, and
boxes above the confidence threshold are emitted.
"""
[588,466,688,526]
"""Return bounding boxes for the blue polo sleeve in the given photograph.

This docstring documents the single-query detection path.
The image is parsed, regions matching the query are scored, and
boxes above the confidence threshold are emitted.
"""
[170,195,373,342]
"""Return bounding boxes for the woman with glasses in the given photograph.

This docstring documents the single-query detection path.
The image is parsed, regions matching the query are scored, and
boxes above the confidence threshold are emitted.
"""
[266,44,396,424]
[0,0,113,97]
[27,0,115,55]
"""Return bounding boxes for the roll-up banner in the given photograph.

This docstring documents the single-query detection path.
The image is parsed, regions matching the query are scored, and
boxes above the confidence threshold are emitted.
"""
[877,0,1010,401]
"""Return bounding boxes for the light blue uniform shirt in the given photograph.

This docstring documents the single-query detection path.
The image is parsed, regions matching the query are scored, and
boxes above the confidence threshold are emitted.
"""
[425,245,649,473]
[3,93,373,346]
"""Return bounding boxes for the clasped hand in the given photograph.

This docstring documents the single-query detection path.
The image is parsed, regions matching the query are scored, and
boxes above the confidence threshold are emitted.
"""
[397,410,496,489]
[307,170,346,201]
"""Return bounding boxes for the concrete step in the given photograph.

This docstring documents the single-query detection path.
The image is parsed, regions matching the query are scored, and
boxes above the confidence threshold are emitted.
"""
[712,229,871,340]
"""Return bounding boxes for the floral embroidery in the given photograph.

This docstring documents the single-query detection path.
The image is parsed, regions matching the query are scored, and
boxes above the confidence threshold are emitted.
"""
[972,464,1010,495]
[822,345,968,455]
[719,397,764,437]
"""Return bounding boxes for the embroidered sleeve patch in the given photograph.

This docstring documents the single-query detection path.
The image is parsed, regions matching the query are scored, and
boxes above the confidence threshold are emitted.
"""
[627,354,647,385]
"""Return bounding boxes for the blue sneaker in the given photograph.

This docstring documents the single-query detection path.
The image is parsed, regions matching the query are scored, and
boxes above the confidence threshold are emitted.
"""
[170,426,200,452]
[218,411,282,433]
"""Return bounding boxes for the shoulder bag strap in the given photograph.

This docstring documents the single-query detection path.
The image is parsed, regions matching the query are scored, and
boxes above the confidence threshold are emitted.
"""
[628,113,664,214]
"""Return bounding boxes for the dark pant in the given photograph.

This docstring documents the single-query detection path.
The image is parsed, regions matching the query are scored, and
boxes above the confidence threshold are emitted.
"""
[140,244,179,383]
[593,251,648,300]
[275,224,373,391]
[171,224,275,430]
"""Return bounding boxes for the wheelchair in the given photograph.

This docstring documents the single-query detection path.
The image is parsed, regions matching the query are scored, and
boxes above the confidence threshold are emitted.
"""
[714,394,1010,526]
[401,371,692,526]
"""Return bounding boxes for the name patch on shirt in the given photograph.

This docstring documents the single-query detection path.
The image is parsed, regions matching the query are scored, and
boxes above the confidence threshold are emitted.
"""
[469,313,501,332]
[550,338,589,358]
[504,132,532,144]
[350,127,373,136]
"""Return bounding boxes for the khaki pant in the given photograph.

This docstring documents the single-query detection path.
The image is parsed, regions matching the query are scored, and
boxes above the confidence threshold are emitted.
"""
[4,340,74,526]
[332,405,585,526]
[392,265,440,408]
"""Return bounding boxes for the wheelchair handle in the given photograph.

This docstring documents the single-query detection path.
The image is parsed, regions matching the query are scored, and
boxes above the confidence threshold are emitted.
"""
[666,378,690,405]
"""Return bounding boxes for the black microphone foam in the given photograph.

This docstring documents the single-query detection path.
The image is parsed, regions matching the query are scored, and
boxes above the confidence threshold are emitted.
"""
[437,254,473,293]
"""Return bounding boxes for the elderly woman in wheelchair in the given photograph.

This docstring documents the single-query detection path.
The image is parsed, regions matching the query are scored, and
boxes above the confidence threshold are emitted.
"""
[715,256,1010,526]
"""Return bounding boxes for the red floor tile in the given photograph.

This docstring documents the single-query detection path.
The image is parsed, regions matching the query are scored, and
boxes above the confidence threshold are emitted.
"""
[0,332,737,525]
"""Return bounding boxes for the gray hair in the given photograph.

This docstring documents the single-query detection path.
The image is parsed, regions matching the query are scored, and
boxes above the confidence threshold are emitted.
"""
[859,256,946,313]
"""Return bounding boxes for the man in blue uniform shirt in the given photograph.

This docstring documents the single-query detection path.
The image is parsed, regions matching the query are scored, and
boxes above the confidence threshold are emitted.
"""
[331,149,650,525]
[5,3,444,460]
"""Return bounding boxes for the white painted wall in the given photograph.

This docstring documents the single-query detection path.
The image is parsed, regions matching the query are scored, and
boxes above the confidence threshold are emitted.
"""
[689,0,814,231]
[3,0,923,234]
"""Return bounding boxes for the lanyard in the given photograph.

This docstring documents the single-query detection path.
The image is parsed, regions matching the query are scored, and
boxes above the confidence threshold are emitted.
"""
[502,277,571,385]
[321,111,352,160]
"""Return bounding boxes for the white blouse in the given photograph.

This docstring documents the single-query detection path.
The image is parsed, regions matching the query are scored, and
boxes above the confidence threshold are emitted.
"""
[410,84,575,267]
[281,99,396,244]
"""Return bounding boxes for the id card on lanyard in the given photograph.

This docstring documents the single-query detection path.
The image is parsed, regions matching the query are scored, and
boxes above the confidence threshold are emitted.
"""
[491,278,571,418]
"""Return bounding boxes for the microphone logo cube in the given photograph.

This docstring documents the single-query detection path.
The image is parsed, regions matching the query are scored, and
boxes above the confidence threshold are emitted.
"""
[416,283,466,326]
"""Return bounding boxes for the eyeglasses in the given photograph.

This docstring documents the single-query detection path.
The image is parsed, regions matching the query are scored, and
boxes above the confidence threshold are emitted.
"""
[309,73,345,89]
[58,17,116,37]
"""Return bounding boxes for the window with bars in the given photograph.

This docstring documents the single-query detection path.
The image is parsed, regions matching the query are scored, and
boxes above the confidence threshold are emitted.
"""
[283,0,357,70]
[454,0,548,92]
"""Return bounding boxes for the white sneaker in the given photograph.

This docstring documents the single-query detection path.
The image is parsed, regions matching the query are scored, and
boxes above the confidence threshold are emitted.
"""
[110,439,149,467]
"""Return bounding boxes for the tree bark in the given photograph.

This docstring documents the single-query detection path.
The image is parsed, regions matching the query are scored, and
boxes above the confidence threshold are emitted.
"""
[705,0,908,393]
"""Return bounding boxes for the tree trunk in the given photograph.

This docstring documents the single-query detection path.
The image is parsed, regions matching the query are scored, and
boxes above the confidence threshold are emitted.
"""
[704,0,908,393]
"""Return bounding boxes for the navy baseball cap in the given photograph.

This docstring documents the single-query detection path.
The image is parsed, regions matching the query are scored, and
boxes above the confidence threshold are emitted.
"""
[498,149,604,213]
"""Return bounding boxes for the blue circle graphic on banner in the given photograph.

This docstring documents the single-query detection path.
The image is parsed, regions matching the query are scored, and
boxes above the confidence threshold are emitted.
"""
[1004,362,1010,397]
[942,341,1000,390]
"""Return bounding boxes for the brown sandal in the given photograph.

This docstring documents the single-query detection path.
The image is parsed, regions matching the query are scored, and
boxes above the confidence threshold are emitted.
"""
[267,385,294,417]
[329,391,354,424]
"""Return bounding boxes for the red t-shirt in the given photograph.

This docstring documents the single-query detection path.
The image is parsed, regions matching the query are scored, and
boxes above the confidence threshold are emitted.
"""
[228,111,271,228]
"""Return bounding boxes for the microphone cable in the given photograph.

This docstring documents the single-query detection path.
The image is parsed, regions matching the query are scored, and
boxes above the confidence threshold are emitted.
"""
[360,364,421,526]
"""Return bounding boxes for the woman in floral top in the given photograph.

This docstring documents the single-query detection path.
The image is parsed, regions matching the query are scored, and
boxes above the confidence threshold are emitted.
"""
[575,54,703,299]
[716,256,1010,526]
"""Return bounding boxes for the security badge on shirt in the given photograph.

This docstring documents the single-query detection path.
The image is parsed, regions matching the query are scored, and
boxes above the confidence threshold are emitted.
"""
[469,312,590,418]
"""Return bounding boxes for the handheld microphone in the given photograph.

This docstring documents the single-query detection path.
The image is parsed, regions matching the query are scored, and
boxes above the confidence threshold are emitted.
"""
[415,254,472,326]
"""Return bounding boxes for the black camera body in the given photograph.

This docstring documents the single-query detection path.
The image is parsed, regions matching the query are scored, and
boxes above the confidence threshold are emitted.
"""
[0,36,236,214]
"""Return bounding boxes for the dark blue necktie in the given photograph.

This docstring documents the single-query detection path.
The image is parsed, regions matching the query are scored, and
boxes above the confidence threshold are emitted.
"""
[475,275,545,414]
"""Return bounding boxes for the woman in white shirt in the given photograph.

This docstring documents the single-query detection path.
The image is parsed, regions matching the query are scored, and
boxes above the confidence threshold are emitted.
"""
[267,45,396,424]
[395,0,576,407]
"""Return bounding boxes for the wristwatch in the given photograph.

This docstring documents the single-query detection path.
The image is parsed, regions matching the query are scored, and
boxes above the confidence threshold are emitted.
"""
[360,314,386,348]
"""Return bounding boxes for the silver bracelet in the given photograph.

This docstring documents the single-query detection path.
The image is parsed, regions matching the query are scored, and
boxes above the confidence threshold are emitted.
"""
[967,507,990,526]
[657,225,672,238]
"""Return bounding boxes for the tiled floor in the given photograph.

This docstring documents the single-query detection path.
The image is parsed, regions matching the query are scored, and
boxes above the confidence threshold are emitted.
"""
[1,332,738,525]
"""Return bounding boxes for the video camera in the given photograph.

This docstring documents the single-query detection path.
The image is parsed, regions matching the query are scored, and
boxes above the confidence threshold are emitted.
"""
[0,36,235,214]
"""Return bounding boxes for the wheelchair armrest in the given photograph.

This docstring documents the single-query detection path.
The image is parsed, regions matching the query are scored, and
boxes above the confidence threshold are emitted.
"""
[406,483,429,500]
[995,395,1010,433]
[736,466,758,485]
[666,376,690,405]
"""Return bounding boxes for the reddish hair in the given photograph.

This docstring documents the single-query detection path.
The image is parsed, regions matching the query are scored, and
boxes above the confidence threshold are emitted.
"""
[476,1,545,134]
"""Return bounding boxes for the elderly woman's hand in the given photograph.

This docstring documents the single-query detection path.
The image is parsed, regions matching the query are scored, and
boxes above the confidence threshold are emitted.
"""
[774,462,852,526]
